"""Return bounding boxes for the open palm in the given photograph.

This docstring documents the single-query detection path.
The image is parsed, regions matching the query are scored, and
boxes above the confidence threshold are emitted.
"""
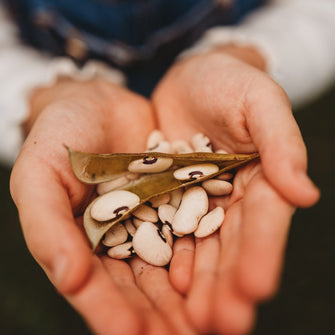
[152,51,319,334]
[10,80,196,335]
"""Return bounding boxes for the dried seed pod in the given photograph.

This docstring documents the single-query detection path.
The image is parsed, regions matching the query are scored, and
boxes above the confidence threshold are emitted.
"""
[172,186,208,235]
[191,133,213,152]
[173,163,219,181]
[132,204,159,223]
[90,190,140,222]
[132,222,173,266]
[68,146,258,184]
[194,207,225,238]
[107,242,135,259]
[102,222,128,247]
[148,193,171,208]
[201,179,233,196]
[169,188,184,208]
[146,130,165,151]
[171,139,193,154]
[124,219,137,237]
[128,156,173,173]
[96,176,129,195]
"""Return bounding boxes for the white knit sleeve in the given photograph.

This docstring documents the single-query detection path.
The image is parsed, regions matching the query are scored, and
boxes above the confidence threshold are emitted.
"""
[180,0,335,108]
[0,6,126,166]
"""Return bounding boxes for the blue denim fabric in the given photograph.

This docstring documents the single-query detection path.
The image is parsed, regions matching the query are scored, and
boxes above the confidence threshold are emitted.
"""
[4,0,265,95]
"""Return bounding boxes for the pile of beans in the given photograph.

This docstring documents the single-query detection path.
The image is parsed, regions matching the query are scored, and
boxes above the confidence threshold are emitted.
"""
[89,131,234,266]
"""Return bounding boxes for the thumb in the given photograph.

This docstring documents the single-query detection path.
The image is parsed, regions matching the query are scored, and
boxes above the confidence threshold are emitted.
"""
[246,84,320,208]
[10,158,93,295]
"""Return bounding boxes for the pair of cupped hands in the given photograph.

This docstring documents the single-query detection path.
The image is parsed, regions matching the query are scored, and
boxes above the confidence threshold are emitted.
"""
[10,47,319,335]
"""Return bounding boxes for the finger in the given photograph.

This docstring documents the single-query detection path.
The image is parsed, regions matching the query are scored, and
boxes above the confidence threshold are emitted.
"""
[101,257,171,335]
[130,257,197,335]
[246,83,320,207]
[66,257,142,335]
[185,232,220,334]
[169,235,195,295]
[10,160,92,295]
[236,171,294,301]
[26,87,156,156]
[103,92,157,153]
[214,201,255,335]
[214,276,256,335]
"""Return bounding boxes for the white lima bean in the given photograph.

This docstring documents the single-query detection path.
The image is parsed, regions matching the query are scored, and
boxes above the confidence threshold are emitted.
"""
[191,133,213,152]
[103,222,128,247]
[147,140,172,154]
[194,207,225,238]
[161,224,174,247]
[146,130,165,151]
[171,139,193,154]
[132,222,173,266]
[91,190,140,222]
[132,217,145,228]
[148,193,171,208]
[215,172,233,181]
[168,188,183,208]
[158,203,184,237]
[126,172,141,180]
[107,242,134,259]
[215,149,228,154]
[158,204,177,225]
[132,204,159,223]
[173,163,219,181]
[201,179,233,196]
[124,219,137,237]
[96,176,129,195]
[128,156,173,173]
[172,186,208,235]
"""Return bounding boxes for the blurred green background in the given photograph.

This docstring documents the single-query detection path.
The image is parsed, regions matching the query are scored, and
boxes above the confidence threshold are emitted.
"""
[1,85,334,335]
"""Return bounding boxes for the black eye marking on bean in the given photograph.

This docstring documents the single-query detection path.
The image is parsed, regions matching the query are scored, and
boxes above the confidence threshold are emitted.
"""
[91,173,96,181]
[145,200,154,207]
[157,228,167,243]
[128,246,135,255]
[143,156,158,164]
[165,221,174,233]
[189,171,203,179]
[148,143,159,151]
[113,206,129,216]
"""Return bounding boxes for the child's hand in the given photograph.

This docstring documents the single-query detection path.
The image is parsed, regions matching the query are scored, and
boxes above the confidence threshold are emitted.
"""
[152,48,320,334]
[10,79,196,335]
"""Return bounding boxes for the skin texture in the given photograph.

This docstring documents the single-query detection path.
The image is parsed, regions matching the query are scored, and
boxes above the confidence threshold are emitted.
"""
[10,45,319,335]
[152,47,320,334]
[10,80,196,335]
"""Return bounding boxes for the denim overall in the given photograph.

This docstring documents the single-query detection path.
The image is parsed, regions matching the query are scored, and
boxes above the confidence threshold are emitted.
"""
[4,0,265,95]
